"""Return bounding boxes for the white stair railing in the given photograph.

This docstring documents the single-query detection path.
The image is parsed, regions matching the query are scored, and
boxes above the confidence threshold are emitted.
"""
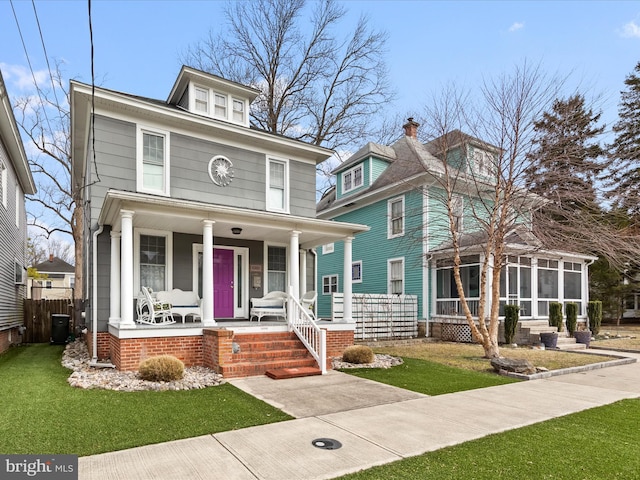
[288,289,326,374]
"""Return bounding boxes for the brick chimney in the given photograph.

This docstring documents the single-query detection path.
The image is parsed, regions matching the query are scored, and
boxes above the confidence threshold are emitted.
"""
[49,254,54,262]
[403,117,419,138]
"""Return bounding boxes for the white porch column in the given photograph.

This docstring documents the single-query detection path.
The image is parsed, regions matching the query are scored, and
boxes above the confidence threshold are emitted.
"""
[531,258,539,318]
[202,220,216,326]
[289,231,301,300]
[109,231,121,325]
[343,236,354,323]
[119,210,135,328]
[299,249,307,295]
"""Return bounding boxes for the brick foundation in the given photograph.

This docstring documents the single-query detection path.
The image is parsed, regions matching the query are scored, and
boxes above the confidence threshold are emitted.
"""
[0,327,20,355]
[110,334,204,371]
[84,331,111,361]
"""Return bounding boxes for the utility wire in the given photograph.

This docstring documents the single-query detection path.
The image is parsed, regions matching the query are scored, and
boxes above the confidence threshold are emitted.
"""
[88,0,100,183]
[31,0,62,111]
[9,0,54,136]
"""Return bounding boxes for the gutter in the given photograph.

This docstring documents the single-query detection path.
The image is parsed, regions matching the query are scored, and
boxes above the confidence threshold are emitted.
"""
[89,224,115,368]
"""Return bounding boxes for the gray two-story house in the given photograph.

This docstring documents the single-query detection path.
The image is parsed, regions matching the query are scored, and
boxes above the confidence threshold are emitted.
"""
[71,66,366,375]
[0,70,36,354]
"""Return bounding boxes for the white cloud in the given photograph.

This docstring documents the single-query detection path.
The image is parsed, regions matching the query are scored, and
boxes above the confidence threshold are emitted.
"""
[0,63,48,92]
[508,22,524,33]
[620,21,640,38]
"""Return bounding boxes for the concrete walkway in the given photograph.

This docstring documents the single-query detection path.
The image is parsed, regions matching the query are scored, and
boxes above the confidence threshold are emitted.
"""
[79,350,640,480]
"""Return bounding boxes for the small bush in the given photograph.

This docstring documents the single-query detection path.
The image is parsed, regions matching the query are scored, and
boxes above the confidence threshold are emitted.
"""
[503,304,519,344]
[341,345,375,364]
[565,302,578,335]
[138,355,184,382]
[549,302,564,332]
[587,300,602,335]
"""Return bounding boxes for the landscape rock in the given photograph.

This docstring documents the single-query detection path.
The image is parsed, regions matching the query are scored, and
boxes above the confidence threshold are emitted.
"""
[491,357,536,375]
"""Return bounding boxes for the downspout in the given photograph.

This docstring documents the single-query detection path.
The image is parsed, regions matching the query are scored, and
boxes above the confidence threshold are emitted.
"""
[89,224,114,368]
[425,253,434,338]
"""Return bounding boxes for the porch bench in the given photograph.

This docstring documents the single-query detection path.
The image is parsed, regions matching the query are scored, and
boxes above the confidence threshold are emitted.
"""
[250,291,288,322]
[156,289,202,323]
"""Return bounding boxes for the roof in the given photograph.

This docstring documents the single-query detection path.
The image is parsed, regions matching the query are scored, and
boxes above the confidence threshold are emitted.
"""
[0,69,36,195]
[332,142,396,174]
[424,129,499,157]
[32,256,75,273]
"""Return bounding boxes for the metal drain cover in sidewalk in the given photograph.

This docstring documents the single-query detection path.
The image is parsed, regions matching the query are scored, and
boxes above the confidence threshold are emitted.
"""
[312,438,342,450]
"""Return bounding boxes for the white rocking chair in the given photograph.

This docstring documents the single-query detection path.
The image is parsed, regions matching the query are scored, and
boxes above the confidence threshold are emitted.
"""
[301,290,317,319]
[136,287,175,325]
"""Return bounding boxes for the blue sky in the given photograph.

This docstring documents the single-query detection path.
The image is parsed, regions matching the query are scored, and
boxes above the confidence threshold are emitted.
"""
[2,0,640,132]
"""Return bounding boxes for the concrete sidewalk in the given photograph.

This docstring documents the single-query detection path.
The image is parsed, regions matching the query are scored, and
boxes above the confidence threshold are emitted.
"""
[79,350,640,480]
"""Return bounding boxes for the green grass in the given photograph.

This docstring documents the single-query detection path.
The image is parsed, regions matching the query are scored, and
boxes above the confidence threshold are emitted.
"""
[0,344,292,456]
[338,398,640,479]
[340,357,517,395]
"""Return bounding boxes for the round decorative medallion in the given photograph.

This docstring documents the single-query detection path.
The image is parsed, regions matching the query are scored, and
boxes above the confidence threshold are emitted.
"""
[208,155,234,187]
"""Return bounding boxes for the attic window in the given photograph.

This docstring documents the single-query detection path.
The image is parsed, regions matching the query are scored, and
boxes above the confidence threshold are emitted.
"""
[214,93,227,118]
[342,164,363,194]
[194,87,209,113]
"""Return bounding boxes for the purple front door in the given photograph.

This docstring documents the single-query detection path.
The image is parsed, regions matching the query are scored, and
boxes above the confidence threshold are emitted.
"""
[214,248,234,318]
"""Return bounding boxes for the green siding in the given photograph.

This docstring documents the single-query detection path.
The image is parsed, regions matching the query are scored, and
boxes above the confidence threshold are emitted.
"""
[317,190,426,319]
[370,157,390,183]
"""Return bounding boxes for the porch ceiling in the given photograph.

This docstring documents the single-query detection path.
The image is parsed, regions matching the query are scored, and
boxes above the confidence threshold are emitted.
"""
[99,190,369,248]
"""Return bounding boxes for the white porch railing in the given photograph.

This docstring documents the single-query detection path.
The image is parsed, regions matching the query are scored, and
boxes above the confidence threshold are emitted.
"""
[288,289,327,374]
[436,299,480,317]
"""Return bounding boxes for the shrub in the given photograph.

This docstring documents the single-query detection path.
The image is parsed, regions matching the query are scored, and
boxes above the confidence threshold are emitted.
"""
[587,300,602,335]
[341,345,375,364]
[565,302,578,335]
[503,304,520,344]
[549,302,564,332]
[138,355,184,382]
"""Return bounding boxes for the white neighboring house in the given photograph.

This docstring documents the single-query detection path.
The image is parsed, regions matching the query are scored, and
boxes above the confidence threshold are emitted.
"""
[28,255,75,300]
[0,70,36,354]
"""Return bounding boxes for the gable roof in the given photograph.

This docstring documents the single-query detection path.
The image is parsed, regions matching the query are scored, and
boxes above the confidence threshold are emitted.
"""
[0,70,36,195]
[32,256,75,273]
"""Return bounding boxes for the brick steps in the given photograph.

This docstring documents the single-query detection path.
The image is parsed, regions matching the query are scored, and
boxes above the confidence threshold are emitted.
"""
[223,332,320,378]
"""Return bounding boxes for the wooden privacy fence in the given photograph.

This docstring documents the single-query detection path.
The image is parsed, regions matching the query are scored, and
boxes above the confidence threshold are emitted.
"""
[332,293,418,340]
[23,299,75,343]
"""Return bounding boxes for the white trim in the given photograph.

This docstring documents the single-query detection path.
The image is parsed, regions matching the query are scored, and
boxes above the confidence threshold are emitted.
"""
[232,97,246,125]
[14,259,24,284]
[266,156,290,213]
[134,228,173,294]
[387,195,405,239]
[388,257,405,295]
[136,124,171,196]
[264,242,289,294]
[352,260,362,283]
[15,183,20,227]
[0,160,6,208]
[322,274,339,295]
[192,84,210,114]
[322,243,334,254]
[213,91,227,119]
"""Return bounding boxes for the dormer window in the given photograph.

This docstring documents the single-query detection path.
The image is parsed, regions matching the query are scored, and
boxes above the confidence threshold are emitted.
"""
[232,98,245,123]
[214,93,227,118]
[342,164,363,194]
[194,87,209,113]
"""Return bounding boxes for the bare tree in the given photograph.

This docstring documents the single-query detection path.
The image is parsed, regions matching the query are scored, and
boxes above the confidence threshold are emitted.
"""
[420,64,561,358]
[12,63,83,301]
[181,0,393,151]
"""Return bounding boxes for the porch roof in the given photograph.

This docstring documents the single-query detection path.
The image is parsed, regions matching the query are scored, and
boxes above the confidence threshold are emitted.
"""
[99,190,369,248]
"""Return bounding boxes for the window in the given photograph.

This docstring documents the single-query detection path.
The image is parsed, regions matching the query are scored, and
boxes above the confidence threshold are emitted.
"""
[267,158,288,212]
[322,275,338,295]
[232,98,245,123]
[194,86,209,113]
[342,164,363,194]
[388,258,404,294]
[352,261,362,283]
[45,280,52,289]
[473,149,494,177]
[137,127,170,195]
[0,160,6,208]
[267,246,287,292]
[388,196,404,238]
[139,234,167,292]
[14,261,24,284]
[69,276,75,290]
[537,258,559,316]
[214,93,227,118]
[322,243,334,254]
[564,262,582,301]
[452,195,463,233]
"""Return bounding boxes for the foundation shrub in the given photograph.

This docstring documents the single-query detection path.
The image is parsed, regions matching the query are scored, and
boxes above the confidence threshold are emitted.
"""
[138,355,184,382]
[342,345,375,364]
[565,302,578,335]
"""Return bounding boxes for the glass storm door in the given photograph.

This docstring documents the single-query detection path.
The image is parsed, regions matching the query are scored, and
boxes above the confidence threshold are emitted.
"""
[214,248,235,318]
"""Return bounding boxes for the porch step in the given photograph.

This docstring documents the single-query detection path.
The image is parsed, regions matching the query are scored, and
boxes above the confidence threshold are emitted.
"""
[265,366,322,380]
[556,336,587,351]
[222,358,319,378]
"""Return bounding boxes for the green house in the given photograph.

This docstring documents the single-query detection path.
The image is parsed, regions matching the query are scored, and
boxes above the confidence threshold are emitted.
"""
[316,119,596,341]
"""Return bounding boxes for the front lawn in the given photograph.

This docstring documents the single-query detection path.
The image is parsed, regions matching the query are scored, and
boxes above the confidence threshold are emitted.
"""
[338,398,640,480]
[0,344,292,456]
